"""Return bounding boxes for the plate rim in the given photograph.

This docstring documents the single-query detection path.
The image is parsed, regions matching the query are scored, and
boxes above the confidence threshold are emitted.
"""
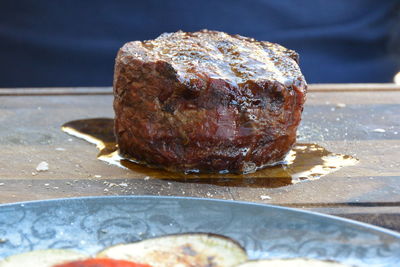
[1,195,399,239]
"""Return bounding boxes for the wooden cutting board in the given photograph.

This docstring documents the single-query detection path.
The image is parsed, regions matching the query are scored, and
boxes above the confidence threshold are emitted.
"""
[0,84,399,231]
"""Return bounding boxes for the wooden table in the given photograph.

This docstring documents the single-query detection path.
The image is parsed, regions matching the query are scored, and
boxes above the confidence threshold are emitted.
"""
[1,84,400,231]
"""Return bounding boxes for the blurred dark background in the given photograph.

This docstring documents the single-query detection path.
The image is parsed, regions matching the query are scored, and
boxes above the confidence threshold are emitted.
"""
[1,0,399,87]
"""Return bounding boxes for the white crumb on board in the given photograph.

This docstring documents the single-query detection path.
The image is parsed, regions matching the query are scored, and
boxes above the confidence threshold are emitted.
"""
[336,103,346,108]
[260,195,271,200]
[372,128,386,133]
[36,161,49,172]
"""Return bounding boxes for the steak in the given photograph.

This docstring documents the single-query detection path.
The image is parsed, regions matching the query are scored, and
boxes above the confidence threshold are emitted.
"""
[113,30,307,173]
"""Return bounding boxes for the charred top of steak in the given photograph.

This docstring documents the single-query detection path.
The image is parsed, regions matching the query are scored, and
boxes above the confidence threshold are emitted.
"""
[118,30,304,88]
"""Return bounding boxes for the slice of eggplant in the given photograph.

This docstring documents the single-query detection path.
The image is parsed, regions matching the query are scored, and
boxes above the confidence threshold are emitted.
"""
[237,258,352,267]
[0,249,87,267]
[97,233,248,267]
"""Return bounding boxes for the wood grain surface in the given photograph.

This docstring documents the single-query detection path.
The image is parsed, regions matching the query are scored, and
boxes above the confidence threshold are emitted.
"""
[0,84,399,231]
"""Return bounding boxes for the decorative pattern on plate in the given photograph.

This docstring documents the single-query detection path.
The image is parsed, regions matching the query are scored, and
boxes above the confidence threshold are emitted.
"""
[0,196,399,267]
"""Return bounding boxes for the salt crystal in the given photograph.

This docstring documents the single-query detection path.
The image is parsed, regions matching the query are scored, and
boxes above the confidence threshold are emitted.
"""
[0,183,4,186]
[36,161,49,172]
[372,128,385,133]
[143,176,150,180]
[94,175,102,178]
[119,183,128,187]
[55,147,66,151]
[260,195,271,200]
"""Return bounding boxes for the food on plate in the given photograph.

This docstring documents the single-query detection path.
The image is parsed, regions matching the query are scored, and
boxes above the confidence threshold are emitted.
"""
[237,258,352,266]
[54,258,151,267]
[97,233,247,267]
[113,30,307,174]
[0,249,86,267]
[0,233,354,267]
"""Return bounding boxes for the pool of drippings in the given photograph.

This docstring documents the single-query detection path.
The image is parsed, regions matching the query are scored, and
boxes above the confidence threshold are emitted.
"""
[61,118,358,188]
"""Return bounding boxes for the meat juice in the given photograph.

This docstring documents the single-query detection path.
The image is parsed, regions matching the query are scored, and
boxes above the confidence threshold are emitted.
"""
[62,118,358,188]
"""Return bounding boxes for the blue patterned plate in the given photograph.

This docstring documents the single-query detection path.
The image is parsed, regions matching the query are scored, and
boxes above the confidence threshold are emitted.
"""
[0,196,399,266]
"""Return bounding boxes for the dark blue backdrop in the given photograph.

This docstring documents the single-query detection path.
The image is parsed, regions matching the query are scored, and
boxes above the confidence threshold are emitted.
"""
[1,0,399,87]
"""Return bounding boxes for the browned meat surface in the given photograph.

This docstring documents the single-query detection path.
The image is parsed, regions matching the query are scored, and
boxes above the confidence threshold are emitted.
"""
[113,30,307,173]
